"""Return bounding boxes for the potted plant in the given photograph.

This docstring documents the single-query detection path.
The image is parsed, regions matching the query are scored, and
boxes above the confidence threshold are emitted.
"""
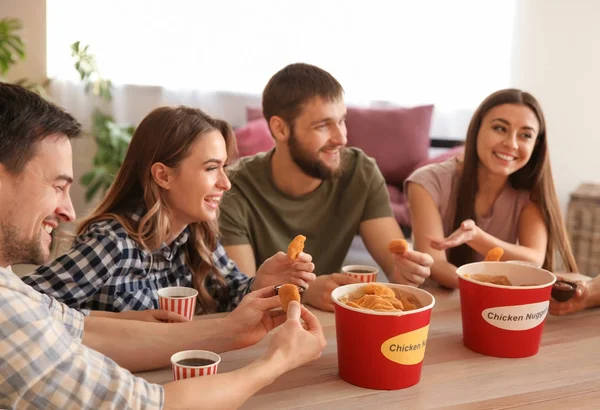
[71,41,135,202]
[0,17,48,95]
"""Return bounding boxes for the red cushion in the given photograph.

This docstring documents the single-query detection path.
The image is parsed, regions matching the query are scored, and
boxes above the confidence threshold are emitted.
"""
[386,184,404,204]
[345,105,434,186]
[414,145,464,170]
[387,184,410,226]
[234,118,275,158]
[390,200,410,226]
[246,106,264,122]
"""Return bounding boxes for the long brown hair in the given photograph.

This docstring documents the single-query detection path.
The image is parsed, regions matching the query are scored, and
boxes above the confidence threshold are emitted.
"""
[449,89,577,272]
[78,106,238,313]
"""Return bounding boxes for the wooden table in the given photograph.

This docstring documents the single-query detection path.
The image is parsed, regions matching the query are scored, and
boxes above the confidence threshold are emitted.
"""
[137,274,600,409]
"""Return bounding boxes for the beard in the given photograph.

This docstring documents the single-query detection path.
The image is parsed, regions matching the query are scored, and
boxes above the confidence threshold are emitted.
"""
[288,132,345,180]
[0,220,47,265]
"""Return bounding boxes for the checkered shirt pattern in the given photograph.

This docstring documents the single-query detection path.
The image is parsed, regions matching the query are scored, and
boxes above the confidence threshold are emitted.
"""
[23,208,253,314]
[0,267,163,409]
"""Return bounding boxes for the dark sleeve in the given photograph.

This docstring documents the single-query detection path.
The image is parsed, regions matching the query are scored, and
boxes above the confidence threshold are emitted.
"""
[22,226,123,309]
[361,157,394,222]
[209,241,253,312]
[219,188,251,246]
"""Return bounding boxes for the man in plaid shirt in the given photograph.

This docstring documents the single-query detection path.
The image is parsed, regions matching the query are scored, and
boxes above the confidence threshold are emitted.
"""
[0,83,326,409]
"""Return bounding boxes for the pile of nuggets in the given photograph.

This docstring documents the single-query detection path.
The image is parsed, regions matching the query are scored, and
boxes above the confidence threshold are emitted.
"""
[465,247,514,286]
[339,283,421,312]
[464,247,538,286]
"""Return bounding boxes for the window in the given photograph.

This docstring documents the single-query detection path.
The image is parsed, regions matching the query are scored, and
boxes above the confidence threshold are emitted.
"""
[47,0,516,110]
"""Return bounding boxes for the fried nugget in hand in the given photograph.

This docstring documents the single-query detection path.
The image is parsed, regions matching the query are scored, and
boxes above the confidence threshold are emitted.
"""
[388,239,409,254]
[484,247,504,262]
[287,235,306,261]
[278,284,301,312]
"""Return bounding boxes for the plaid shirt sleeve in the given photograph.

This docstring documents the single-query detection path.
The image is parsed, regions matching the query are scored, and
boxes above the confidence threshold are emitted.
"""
[22,225,124,310]
[1,275,163,409]
[42,291,85,339]
[210,241,254,312]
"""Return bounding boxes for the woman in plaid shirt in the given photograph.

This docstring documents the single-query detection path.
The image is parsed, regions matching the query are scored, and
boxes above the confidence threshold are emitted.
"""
[24,106,316,315]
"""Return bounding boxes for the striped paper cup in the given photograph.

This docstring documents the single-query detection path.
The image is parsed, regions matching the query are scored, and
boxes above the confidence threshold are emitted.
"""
[342,265,378,283]
[171,350,221,381]
[158,286,198,321]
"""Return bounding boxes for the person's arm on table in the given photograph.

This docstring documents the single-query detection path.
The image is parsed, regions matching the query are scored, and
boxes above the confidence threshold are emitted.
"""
[89,309,188,323]
[162,301,326,410]
[430,203,548,268]
[83,287,287,372]
[407,182,460,288]
[1,290,163,409]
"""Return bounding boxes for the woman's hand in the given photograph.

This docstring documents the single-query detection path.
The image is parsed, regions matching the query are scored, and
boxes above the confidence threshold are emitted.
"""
[430,219,479,251]
[550,280,592,315]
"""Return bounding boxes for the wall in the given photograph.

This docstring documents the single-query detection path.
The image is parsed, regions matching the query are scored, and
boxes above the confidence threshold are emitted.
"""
[1,0,46,84]
[3,0,597,222]
[511,0,600,211]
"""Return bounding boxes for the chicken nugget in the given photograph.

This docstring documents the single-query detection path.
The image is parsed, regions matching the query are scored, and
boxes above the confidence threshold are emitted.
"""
[287,235,306,261]
[388,239,409,254]
[484,247,504,262]
[363,283,396,297]
[383,296,405,310]
[399,298,418,311]
[470,273,512,286]
[345,301,362,309]
[278,284,301,312]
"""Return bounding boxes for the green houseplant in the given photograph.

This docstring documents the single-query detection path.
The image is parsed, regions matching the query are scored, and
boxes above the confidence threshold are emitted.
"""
[71,41,135,202]
[0,17,47,95]
[1,22,134,203]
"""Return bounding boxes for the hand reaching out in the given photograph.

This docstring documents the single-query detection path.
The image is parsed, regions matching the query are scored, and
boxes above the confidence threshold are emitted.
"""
[430,219,478,251]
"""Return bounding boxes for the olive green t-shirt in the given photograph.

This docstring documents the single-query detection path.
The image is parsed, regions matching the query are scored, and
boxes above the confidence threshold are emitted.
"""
[218,147,393,275]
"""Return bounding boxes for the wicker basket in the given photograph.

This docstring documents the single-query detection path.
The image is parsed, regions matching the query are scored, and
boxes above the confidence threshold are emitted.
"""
[566,183,600,277]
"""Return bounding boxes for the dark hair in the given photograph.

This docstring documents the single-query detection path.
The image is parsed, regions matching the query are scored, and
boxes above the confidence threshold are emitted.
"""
[0,82,81,173]
[262,63,344,130]
[79,106,237,313]
[450,88,577,272]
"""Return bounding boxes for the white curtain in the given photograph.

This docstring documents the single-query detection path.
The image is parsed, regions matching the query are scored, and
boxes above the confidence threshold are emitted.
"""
[47,0,516,133]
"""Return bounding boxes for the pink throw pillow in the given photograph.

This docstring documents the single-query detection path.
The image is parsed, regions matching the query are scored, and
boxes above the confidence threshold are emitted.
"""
[234,118,275,158]
[246,106,264,122]
[345,105,434,186]
[414,145,464,171]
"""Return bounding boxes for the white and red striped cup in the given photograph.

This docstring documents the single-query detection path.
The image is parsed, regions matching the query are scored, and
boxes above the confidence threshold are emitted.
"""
[158,286,198,321]
[342,265,379,283]
[171,350,221,381]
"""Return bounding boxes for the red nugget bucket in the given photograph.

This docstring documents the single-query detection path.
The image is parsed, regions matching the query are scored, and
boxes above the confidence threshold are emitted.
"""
[332,283,435,390]
[457,262,556,358]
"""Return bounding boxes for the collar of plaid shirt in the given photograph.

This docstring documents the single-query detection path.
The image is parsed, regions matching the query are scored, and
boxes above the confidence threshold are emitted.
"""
[129,205,191,261]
